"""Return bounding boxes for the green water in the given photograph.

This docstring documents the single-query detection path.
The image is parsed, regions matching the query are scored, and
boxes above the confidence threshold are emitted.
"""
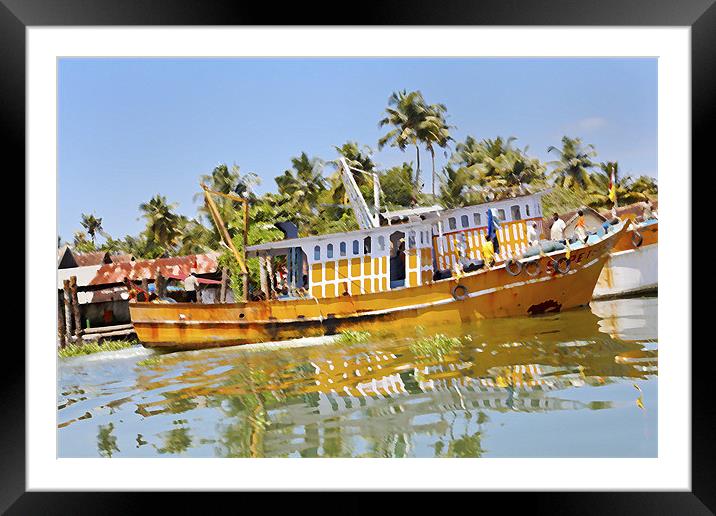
[58,296,657,458]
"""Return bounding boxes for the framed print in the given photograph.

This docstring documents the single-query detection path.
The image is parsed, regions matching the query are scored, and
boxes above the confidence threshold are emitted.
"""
[4,0,710,512]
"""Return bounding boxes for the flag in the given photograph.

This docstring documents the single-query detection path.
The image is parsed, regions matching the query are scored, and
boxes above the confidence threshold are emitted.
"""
[608,165,617,203]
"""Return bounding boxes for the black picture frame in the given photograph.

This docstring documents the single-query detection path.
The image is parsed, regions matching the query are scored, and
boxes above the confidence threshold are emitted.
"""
[4,0,708,512]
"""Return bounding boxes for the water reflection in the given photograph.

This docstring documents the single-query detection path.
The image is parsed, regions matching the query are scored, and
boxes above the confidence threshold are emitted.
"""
[58,297,658,458]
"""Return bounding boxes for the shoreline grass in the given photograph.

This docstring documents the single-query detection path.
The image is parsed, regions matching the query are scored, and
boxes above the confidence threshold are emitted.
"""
[58,338,140,359]
[335,330,372,345]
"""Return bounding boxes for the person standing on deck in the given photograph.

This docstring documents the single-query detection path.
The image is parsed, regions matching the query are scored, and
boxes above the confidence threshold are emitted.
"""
[183,271,199,303]
[550,213,566,243]
[574,210,587,243]
[487,208,501,255]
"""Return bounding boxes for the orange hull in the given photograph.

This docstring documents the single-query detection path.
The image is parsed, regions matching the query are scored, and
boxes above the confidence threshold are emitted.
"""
[130,223,626,350]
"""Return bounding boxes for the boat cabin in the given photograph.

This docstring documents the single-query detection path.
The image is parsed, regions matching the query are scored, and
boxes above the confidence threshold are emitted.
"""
[245,191,548,301]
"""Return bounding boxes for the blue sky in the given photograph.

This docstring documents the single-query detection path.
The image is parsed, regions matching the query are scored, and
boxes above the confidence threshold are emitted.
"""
[58,58,657,241]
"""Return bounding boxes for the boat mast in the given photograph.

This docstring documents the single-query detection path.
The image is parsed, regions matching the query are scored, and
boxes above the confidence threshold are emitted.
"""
[201,183,250,301]
[339,157,380,229]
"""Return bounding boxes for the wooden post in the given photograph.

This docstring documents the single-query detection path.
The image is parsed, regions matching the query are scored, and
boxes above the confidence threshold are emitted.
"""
[69,275,82,340]
[258,255,268,300]
[156,273,166,298]
[220,267,228,303]
[63,279,74,343]
[242,200,250,302]
[58,292,66,348]
[266,256,275,300]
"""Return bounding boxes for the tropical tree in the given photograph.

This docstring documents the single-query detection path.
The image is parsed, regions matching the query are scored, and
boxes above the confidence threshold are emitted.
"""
[138,195,183,255]
[80,213,103,245]
[275,152,327,229]
[379,162,419,208]
[420,102,453,197]
[586,162,658,208]
[547,136,598,190]
[438,165,474,208]
[378,90,429,192]
[72,230,96,253]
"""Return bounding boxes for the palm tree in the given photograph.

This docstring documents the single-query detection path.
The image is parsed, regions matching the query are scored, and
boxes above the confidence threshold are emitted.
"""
[420,103,453,197]
[139,195,183,254]
[378,90,429,192]
[80,213,103,245]
[547,136,598,190]
[275,152,327,218]
[586,162,657,208]
[448,136,546,201]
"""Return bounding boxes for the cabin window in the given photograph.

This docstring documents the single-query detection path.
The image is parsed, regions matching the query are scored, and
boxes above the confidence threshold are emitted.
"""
[461,214,469,228]
[378,235,385,251]
[419,231,424,245]
[525,204,530,217]
[408,231,416,248]
[364,236,372,254]
[327,243,334,259]
[448,217,456,230]
[314,245,321,261]
[511,205,521,220]
[340,241,346,256]
[497,209,506,221]
[474,213,481,226]
[352,240,360,255]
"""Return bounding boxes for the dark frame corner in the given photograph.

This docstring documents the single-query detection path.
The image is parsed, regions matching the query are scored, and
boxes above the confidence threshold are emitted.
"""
[4,0,709,512]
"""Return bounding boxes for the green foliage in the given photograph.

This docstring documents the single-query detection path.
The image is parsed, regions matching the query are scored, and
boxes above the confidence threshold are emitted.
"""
[80,213,103,244]
[540,185,593,215]
[72,230,97,253]
[59,339,139,358]
[379,162,419,208]
[409,334,462,362]
[547,136,598,190]
[335,331,372,345]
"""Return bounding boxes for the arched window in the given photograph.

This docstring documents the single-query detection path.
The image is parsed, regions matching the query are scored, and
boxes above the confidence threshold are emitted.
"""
[510,205,521,220]
[461,214,469,228]
[352,240,360,255]
[339,242,346,257]
[327,243,334,259]
[448,217,457,230]
[314,245,321,261]
[364,236,371,254]
[497,209,506,220]
[474,213,481,226]
[525,204,530,216]
[408,231,416,248]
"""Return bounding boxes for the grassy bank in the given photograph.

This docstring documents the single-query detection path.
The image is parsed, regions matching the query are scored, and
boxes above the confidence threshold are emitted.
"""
[58,338,140,358]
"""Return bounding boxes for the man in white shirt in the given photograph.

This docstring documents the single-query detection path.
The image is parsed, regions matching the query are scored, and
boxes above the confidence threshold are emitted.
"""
[183,271,199,303]
[550,213,566,242]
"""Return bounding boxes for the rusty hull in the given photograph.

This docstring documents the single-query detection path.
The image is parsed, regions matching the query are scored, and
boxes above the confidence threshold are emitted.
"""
[130,223,626,350]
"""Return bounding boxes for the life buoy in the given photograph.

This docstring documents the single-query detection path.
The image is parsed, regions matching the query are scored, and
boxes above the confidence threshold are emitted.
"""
[525,260,541,277]
[505,258,523,276]
[556,257,571,274]
[452,284,469,301]
[632,231,643,247]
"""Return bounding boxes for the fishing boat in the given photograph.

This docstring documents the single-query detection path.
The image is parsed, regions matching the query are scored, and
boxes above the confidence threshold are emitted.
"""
[593,217,657,299]
[130,158,627,350]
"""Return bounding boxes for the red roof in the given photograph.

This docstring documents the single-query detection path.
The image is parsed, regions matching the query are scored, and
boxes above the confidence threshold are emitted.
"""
[89,253,219,285]
[74,251,111,267]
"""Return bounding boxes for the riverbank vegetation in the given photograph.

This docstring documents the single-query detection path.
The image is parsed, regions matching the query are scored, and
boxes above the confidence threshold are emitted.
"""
[58,339,140,358]
[63,89,658,294]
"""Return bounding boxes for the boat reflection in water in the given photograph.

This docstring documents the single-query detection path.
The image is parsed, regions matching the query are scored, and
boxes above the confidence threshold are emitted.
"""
[57,297,657,458]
